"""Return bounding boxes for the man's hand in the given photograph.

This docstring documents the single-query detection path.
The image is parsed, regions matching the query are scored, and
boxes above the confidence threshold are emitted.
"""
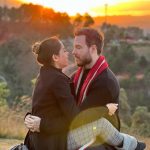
[24,115,41,132]
[106,103,118,116]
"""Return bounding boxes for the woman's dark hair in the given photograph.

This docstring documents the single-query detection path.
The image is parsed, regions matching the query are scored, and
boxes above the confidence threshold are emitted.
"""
[74,28,104,55]
[32,37,61,65]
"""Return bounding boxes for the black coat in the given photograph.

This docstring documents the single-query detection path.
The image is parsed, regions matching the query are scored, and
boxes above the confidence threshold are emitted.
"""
[29,65,79,150]
[71,68,120,150]
[77,68,120,129]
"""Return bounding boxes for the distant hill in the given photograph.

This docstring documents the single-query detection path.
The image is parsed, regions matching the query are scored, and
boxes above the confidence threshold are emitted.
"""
[93,15,150,33]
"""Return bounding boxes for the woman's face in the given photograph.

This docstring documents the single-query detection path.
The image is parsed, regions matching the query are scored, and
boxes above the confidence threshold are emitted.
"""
[56,41,69,69]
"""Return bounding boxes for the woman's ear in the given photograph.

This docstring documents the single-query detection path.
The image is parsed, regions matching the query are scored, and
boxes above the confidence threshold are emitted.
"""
[52,54,59,62]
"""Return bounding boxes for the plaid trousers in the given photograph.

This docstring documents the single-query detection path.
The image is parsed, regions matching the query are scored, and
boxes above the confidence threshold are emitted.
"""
[67,118,123,150]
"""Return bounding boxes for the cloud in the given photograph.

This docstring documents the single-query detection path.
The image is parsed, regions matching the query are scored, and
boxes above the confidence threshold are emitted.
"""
[1,0,150,16]
[91,1,150,16]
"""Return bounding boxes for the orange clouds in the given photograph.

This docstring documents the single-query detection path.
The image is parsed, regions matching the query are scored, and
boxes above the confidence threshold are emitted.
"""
[91,1,150,16]
[1,0,150,16]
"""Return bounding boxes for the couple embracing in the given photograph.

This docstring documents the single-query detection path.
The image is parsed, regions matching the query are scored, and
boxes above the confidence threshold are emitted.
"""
[24,28,146,150]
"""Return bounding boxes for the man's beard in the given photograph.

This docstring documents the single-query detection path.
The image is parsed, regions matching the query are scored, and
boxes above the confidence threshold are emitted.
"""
[77,56,92,67]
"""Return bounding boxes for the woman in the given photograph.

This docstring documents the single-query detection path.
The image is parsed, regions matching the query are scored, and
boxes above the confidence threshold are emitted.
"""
[25,37,145,150]
[25,37,79,150]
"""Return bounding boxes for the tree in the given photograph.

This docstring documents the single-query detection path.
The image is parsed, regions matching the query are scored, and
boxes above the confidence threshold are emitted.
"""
[73,13,83,27]
[19,3,43,22]
[104,42,137,74]
[8,7,22,22]
[73,13,94,28]
[0,82,10,107]
[138,56,148,67]
[0,38,34,104]
[101,23,125,44]
[144,69,150,85]
[125,26,144,40]
[83,13,94,27]
[41,8,55,23]
[119,88,131,125]
[131,106,150,137]
[49,12,73,37]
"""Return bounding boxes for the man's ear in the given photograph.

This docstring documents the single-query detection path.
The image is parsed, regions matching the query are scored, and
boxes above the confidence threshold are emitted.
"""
[90,45,97,52]
[52,54,59,62]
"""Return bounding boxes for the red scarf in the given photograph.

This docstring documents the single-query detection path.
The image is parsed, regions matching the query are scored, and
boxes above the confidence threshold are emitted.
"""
[73,55,108,106]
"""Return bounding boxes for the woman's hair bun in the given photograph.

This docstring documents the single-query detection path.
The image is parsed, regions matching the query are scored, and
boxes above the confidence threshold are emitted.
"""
[32,42,41,54]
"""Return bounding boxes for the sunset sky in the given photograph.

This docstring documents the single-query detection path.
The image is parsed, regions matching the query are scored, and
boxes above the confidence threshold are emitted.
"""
[1,0,150,16]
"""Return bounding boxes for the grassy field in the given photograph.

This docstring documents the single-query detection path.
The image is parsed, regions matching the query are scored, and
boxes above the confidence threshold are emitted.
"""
[0,108,149,149]
[0,136,149,150]
[0,138,23,150]
[0,108,27,140]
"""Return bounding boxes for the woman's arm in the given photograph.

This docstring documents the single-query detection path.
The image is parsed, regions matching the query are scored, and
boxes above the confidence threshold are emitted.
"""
[27,75,79,134]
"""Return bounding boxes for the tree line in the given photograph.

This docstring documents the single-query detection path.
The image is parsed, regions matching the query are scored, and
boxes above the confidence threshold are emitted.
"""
[0,3,94,39]
[0,3,150,137]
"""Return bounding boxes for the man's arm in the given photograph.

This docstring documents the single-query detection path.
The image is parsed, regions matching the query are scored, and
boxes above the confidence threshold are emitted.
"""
[79,77,120,130]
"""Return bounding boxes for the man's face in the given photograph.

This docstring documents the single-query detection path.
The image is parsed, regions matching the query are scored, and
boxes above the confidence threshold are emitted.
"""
[72,35,92,67]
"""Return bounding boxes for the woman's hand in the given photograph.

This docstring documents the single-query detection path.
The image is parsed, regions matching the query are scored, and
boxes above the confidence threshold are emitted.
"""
[106,103,118,116]
[24,114,34,130]
[24,114,41,132]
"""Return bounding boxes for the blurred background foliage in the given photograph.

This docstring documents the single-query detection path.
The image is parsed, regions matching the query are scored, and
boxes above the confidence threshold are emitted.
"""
[0,3,150,139]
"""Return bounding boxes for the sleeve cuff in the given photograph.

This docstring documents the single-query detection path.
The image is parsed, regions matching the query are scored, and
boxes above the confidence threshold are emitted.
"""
[24,112,31,120]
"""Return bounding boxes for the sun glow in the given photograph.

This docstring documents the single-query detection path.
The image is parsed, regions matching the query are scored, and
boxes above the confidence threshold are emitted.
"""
[19,0,150,16]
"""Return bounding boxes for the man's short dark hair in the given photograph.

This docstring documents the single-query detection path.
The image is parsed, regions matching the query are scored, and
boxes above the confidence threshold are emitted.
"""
[74,28,104,54]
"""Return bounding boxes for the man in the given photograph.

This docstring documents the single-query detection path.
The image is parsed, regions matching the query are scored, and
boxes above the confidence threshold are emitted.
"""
[71,27,121,149]
[71,28,146,150]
